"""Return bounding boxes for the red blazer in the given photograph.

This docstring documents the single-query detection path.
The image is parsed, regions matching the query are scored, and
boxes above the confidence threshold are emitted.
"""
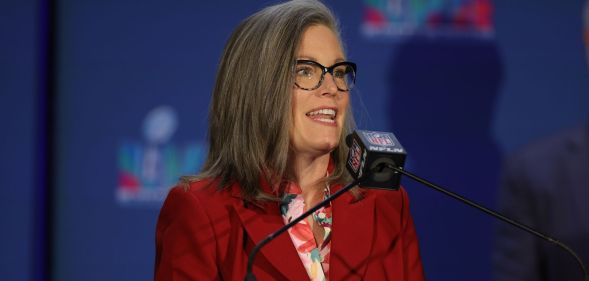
[155,179,425,281]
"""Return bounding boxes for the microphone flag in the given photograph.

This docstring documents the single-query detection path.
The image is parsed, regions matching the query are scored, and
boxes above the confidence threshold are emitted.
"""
[345,130,407,190]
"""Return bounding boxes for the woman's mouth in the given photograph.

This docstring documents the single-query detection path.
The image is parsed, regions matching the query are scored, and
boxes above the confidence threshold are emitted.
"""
[305,108,337,125]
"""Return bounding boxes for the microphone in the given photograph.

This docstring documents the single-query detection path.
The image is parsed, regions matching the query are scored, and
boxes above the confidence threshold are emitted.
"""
[345,130,406,190]
[346,129,589,281]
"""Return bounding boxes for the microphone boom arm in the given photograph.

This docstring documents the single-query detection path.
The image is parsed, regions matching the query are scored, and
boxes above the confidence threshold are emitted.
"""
[384,163,589,281]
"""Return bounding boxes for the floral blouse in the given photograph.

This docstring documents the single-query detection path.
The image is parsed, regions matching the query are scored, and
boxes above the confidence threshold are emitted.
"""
[280,183,332,281]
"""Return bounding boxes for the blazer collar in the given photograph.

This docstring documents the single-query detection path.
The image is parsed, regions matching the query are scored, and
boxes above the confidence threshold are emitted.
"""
[231,174,309,280]
[232,186,310,281]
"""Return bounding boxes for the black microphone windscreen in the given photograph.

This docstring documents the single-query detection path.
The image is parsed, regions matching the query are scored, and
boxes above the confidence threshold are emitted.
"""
[345,130,407,190]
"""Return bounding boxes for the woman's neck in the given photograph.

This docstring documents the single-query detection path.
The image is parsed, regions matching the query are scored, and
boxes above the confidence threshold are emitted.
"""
[289,153,330,205]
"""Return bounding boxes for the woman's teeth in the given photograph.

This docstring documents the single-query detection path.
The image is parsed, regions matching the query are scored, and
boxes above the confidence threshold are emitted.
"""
[306,109,336,118]
[306,109,336,123]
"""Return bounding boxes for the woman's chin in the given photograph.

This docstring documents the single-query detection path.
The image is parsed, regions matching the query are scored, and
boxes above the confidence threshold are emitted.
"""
[312,140,340,155]
[290,133,342,156]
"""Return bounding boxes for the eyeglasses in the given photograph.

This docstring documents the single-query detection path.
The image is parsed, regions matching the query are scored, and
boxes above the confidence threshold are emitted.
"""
[294,60,357,91]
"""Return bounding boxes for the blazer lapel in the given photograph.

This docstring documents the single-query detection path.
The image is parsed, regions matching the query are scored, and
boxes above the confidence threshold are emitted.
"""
[231,188,310,281]
[330,188,376,281]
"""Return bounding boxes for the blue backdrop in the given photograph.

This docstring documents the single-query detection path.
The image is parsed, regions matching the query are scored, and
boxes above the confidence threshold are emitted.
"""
[1,1,38,280]
[1,0,588,280]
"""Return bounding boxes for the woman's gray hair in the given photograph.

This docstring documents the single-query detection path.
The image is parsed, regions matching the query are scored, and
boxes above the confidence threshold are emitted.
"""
[185,0,356,201]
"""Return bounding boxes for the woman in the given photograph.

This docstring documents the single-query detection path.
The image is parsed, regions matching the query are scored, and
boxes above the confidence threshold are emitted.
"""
[154,1,424,280]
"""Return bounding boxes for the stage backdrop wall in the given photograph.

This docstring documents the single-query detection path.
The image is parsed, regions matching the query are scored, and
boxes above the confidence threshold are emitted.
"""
[2,0,588,281]
[0,0,38,280]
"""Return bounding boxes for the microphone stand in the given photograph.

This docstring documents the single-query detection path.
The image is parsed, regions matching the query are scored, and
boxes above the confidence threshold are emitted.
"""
[244,175,366,281]
[383,163,589,281]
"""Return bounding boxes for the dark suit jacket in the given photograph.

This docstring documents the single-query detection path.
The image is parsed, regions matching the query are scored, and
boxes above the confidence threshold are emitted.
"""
[494,124,589,281]
[154,178,425,280]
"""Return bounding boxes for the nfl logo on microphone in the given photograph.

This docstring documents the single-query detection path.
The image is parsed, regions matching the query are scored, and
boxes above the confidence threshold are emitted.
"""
[348,139,362,174]
[366,132,394,147]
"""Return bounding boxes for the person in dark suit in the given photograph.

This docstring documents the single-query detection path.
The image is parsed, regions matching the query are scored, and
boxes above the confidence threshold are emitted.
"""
[154,1,425,280]
[494,2,589,280]
[493,123,589,281]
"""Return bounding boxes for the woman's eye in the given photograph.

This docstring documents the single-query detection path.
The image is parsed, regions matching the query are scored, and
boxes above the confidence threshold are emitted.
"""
[296,66,314,77]
[333,69,346,78]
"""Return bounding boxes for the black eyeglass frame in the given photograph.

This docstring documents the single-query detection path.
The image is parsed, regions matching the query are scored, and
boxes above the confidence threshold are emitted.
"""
[294,59,357,91]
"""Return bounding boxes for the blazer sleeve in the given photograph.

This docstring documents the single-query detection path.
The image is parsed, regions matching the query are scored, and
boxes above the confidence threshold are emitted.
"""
[154,186,221,281]
[400,188,426,281]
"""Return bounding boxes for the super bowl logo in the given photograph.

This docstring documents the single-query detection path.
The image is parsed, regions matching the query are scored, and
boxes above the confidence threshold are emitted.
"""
[362,0,494,38]
[116,106,207,205]
[364,132,395,147]
[348,139,362,173]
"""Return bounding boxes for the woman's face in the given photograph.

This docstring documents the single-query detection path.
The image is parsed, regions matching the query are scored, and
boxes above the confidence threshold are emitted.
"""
[290,25,349,157]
